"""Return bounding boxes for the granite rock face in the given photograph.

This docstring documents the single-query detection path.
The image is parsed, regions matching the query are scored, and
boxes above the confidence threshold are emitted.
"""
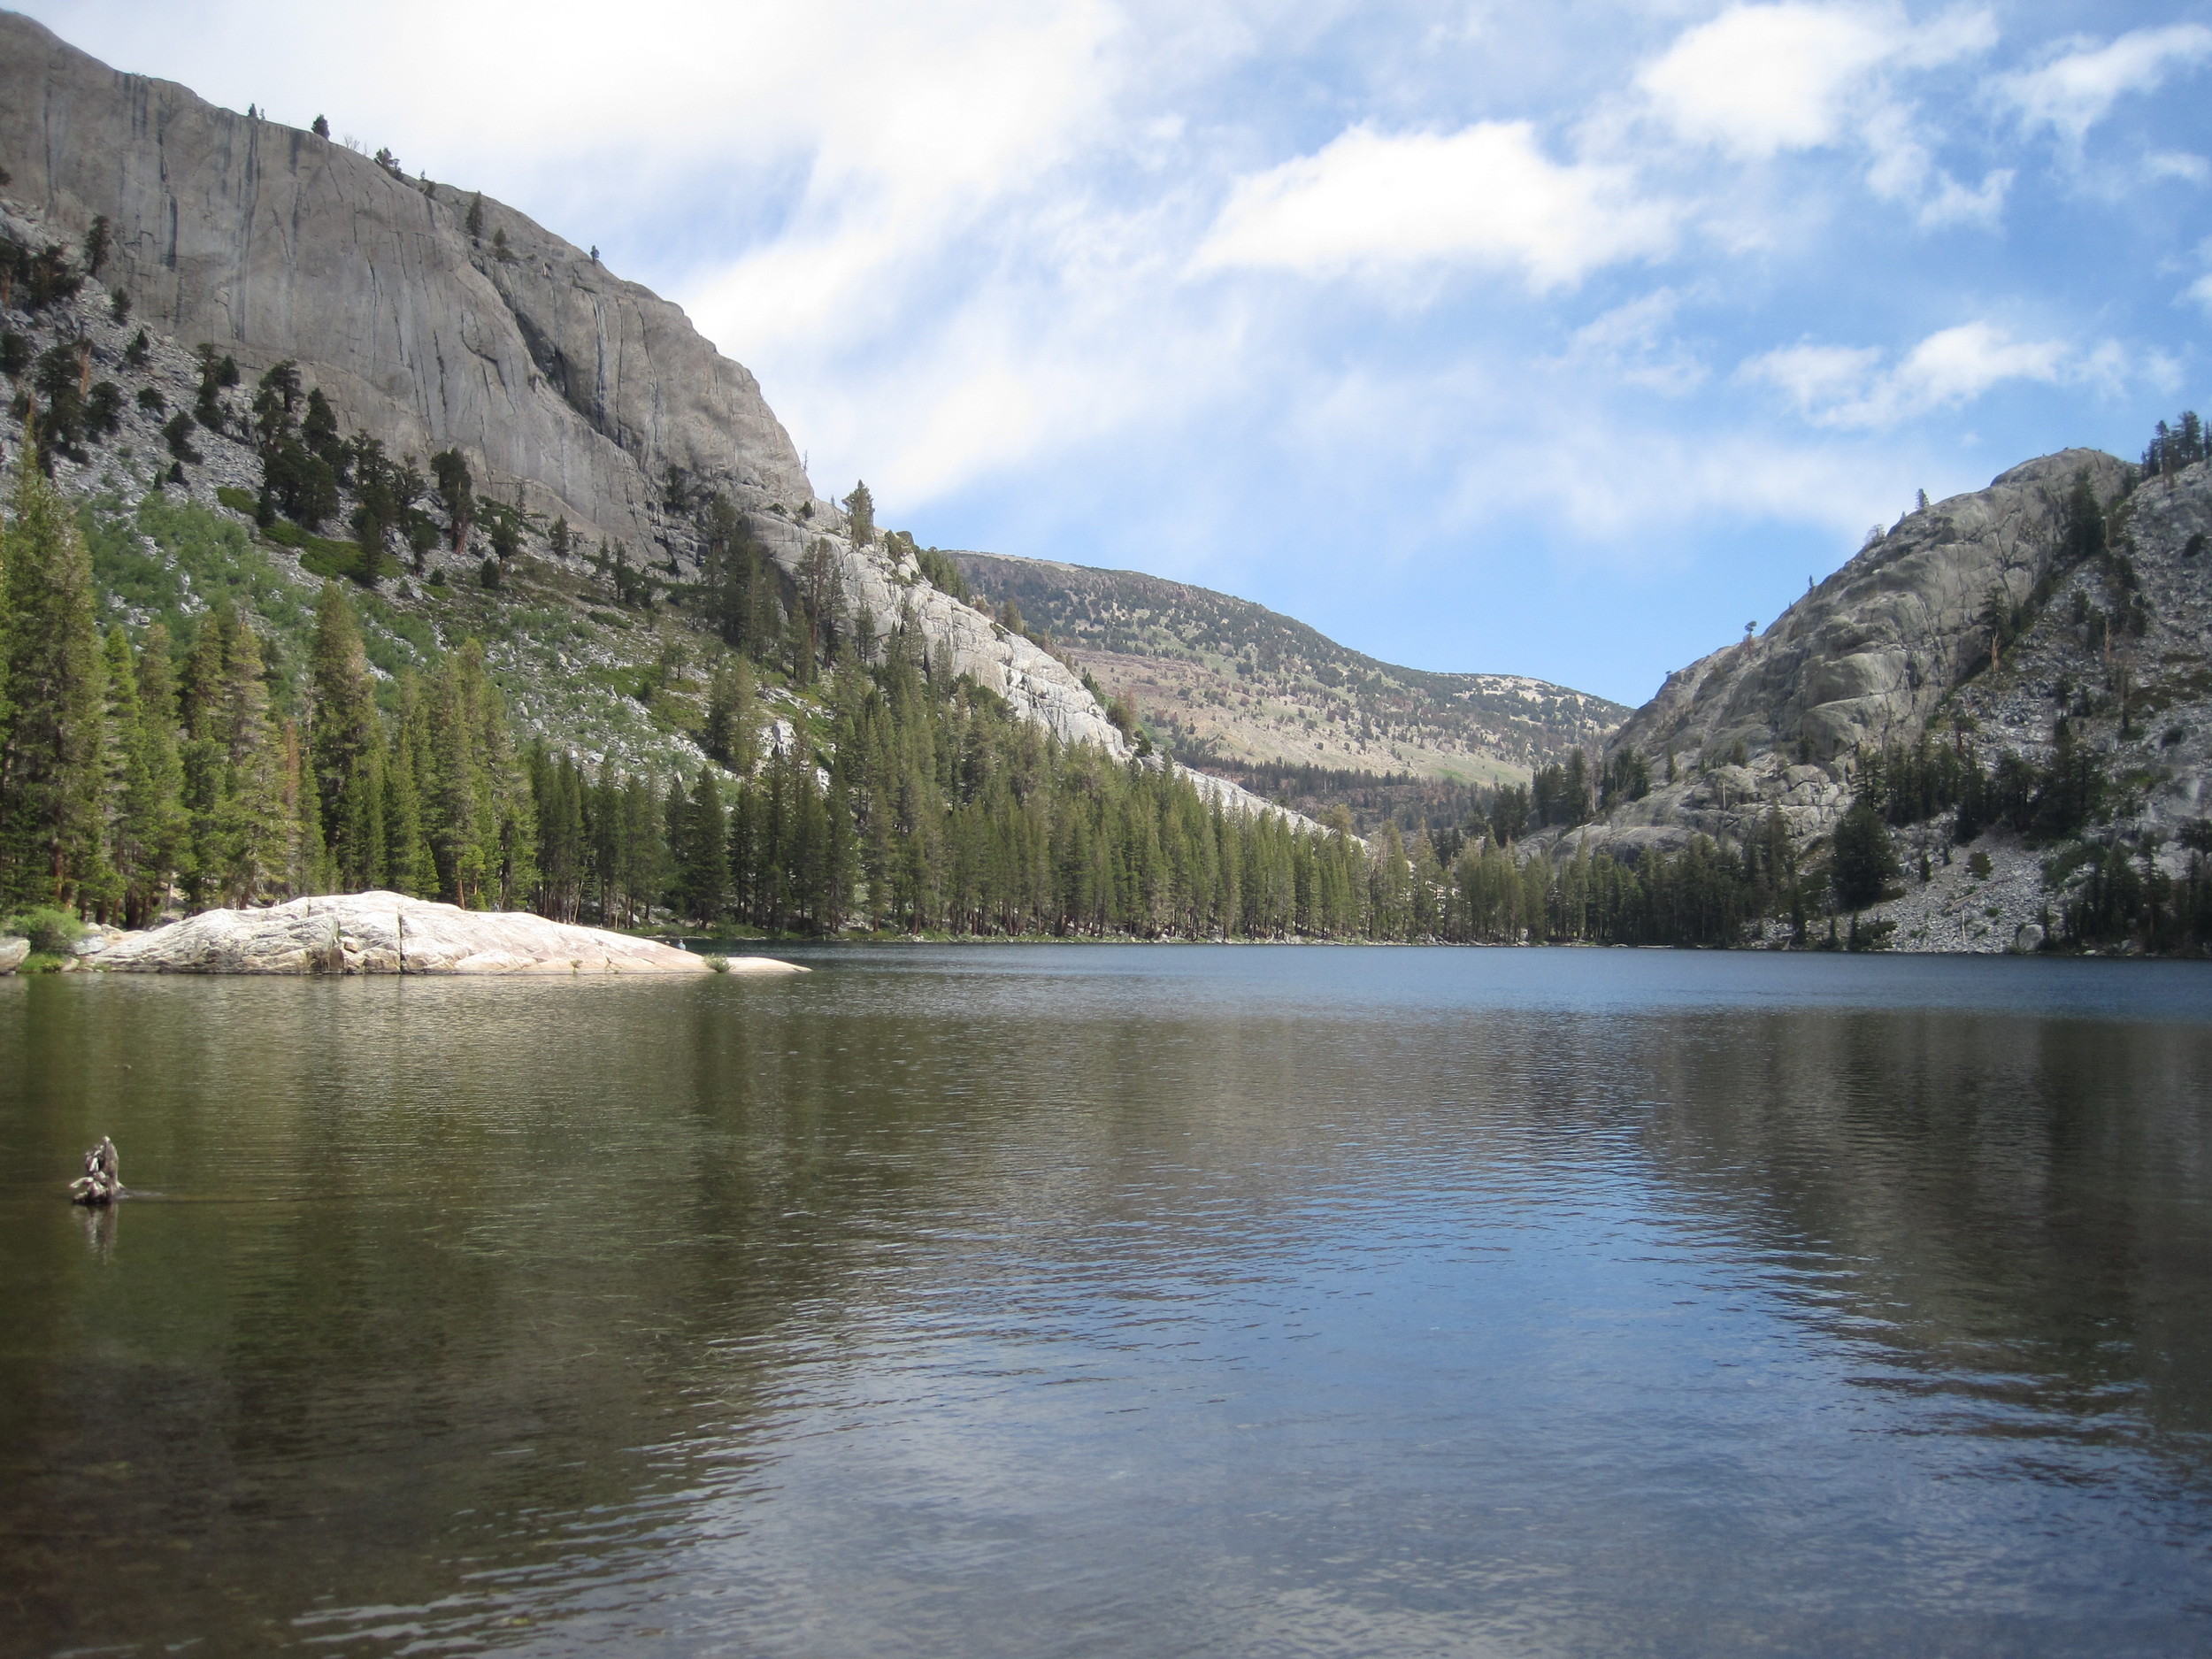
[0,937,27,975]
[1558,447,2212,873]
[0,12,1132,758]
[96,893,805,975]
[1612,450,2133,772]
[0,12,804,549]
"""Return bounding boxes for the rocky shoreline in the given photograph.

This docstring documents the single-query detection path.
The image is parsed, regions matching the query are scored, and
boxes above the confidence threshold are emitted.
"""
[1,893,805,976]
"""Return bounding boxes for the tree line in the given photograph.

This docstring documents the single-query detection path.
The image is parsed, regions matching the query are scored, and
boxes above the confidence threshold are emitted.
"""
[0,459,533,920]
[0,444,1839,949]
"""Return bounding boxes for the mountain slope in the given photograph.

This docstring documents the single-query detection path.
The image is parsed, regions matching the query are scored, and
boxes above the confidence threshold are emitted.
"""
[952,550,1627,786]
[1557,446,2212,947]
[0,8,1125,760]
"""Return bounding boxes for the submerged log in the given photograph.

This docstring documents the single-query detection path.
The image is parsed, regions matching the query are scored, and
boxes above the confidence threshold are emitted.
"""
[68,1136,120,1205]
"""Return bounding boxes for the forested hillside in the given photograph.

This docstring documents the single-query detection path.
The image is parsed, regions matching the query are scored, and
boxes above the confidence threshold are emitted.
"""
[951,551,1625,785]
[0,430,1925,950]
[1514,443,2212,954]
[9,218,2204,953]
[4,12,2206,956]
[0,292,1363,941]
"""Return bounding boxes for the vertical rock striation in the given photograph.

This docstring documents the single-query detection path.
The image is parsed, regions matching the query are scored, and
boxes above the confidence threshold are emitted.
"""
[0,10,1135,756]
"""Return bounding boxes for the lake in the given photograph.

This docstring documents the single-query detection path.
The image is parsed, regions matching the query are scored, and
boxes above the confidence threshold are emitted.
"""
[4,945,2210,1656]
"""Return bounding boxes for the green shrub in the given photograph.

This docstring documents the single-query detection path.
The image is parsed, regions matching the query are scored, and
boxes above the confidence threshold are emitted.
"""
[705,955,731,973]
[296,535,354,580]
[215,485,257,515]
[2,906,84,956]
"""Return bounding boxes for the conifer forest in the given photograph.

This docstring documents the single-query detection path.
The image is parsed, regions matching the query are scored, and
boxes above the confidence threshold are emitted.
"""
[1,288,2208,953]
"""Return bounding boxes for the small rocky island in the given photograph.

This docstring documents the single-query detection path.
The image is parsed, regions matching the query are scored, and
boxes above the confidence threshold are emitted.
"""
[85,892,805,976]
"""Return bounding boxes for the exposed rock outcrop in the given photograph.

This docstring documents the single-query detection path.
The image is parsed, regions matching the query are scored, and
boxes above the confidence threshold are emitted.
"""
[0,11,803,551]
[0,936,28,975]
[1617,450,2131,772]
[96,892,805,975]
[0,12,1133,758]
[1571,447,2212,858]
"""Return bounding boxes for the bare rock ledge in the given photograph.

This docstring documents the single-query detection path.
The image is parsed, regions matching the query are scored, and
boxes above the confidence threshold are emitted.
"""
[96,893,806,976]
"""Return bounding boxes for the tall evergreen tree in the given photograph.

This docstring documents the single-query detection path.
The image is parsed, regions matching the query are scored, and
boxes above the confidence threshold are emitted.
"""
[703,655,757,772]
[308,583,387,889]
[212,615,290,904]
[0,455,108,908]
[381,670,435,896]
[114,624,187,926]
[675,767,729,924]
[843,480,875,547]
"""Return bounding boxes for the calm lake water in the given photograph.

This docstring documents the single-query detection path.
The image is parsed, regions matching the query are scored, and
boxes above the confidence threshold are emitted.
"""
[4,946,2211,1657]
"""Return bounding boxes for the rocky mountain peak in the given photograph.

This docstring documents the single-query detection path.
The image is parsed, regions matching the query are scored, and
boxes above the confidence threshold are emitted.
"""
[1583,445,2209,864]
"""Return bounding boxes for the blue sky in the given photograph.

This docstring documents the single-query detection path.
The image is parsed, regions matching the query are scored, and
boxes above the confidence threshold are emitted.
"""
[22,1,2212,704]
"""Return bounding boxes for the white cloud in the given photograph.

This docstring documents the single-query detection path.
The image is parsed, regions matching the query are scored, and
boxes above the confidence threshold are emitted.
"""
[1859,104,2012,227]
[1561,289,1709,394]
[1191,121,1676,291]
[1916,168,2013,227]
[2003,25,2212,144]
[1743,321,2077,426]
[1632,4,2004,230]
[1637,3,1993,159]
[1640,4,1901,157]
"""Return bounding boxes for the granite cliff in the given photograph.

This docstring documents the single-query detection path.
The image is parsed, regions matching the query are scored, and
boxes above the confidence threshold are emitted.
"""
[1556,447,2212,949]
[0,8,1125,758]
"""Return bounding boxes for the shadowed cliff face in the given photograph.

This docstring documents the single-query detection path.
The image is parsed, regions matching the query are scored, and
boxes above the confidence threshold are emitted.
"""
[0,11,810,548]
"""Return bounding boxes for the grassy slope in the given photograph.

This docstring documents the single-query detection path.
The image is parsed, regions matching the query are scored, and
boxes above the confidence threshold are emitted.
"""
[79,488,794,776]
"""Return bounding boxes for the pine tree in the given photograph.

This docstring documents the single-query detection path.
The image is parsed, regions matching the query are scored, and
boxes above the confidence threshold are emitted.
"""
[843,480,875,547]
[381,671,434,895]
[1829,795,1898,913]
[0,456,108,908]
[430,449,474,553]
[175,611,229,908]
[529,745,587,922]
[118,625,187,925]
[703,656,757,772]
[676,767,728,924]
[308,583,387,889]
[426,648,491,905]
[102,628,159,924]
[212,616,290,904]
[421,641,532,907]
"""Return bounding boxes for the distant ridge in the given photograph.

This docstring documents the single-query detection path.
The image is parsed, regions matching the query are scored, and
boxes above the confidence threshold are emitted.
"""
[952,549,1627,786]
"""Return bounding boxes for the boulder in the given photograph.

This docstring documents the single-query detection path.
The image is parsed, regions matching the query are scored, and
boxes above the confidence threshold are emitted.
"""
[0,937,27,975]
[96,893,807,976]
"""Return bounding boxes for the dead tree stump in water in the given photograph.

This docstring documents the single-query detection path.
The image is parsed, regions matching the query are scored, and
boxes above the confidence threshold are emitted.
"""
[69,1137,120,1205]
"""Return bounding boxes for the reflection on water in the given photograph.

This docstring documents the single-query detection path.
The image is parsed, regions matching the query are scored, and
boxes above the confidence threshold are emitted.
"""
[3,947,2210,1656]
